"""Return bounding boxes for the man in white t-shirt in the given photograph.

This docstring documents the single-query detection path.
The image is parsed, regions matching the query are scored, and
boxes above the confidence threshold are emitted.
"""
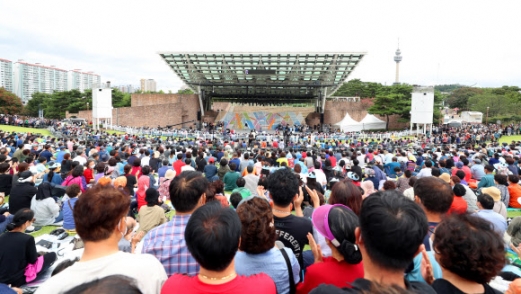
[36,185,167,294]
[72,150,87,166]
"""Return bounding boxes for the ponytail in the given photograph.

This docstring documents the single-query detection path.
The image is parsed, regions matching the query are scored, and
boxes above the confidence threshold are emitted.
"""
[338,239,362,264]
[6,208,34,231]
[48,169,55,182]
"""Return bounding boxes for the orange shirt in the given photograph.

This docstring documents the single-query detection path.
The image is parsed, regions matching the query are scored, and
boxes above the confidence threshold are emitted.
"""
[449,196,468,214]
[509,184,521,208]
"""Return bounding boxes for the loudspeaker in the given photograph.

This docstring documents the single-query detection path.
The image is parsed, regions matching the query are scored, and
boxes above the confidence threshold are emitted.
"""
[197,111,201,120]
[320,113,324,124]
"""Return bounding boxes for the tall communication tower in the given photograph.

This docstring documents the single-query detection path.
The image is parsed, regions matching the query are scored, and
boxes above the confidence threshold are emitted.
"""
[394,41,402,84]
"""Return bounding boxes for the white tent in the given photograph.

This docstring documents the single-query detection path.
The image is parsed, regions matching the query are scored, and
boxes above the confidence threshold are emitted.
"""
[360,114,386,130]
[335,112,364,132]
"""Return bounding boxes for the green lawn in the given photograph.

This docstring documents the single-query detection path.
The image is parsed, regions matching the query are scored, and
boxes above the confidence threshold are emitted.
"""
[0,125,52,137]
[499,135,521,144]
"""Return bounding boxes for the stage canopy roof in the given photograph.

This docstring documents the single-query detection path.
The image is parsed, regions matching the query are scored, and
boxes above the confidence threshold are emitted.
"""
[159,52,366,103]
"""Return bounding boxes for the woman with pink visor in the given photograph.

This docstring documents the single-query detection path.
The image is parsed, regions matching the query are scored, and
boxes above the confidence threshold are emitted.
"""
[296,204,363,293]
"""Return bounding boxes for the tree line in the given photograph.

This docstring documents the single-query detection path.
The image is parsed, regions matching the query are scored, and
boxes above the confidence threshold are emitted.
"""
[333,79,444,130]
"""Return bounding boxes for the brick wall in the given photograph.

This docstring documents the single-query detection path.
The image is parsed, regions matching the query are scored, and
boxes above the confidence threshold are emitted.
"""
[131,93,199,107]
[67,94,201,128]
[66,95,407,130]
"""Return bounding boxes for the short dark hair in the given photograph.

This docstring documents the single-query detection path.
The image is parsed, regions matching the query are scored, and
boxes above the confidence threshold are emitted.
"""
[220,158,228,166]
[237,197,277,254]
[63,275,141,294]
[185,202,241,271]
[485,165,495,172]
[229,162,237,171]
[230,192,242,209]
[478,193,495,209]
[236,177,245,187]
[72,165,84,177]
[141,165,151,176]
[145,188,159,206]
[268,168,299,207]
[329,180,363,215]
[453,184,466,197]
[169,171,209,213]
[414,177,453,214]
[95,162,106,173]
[455,170,465,180]
[66,184,81,198]
[382,180,396,191]
[124,164,132,174]
[431,168,440,177]
[509,175,520,184]
[433,213,505,284]
[494,174,508,185]
[360,190,428,271]
[74,185,130,242]
[425,160,432,168]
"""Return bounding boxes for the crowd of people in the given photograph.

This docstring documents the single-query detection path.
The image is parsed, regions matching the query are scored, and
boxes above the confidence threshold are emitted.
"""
[2,121,521,293]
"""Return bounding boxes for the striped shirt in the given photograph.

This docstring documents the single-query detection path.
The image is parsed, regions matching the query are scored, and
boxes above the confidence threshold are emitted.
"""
[141,214,199,276]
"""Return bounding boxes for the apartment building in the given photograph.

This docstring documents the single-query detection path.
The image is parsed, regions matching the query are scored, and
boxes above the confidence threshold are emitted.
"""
[0,58,13,92]
[13,60,68,103]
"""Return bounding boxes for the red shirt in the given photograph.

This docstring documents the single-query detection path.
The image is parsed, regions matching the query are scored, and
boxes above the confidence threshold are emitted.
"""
[84,168,94,184]
[296,257,364,294]
[161,274,276,294]
[130,166,142,178]
[462,166,472,183]
[449,196,468,214]
[329,156,337,167]
[173,160,185,175]
[272,141,279,148]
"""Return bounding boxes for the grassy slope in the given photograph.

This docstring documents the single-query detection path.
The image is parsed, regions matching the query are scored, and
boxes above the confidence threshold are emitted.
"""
[0,125,52,136]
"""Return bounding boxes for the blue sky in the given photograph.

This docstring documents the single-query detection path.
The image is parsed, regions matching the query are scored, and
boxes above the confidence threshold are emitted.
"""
[1,0,520,92]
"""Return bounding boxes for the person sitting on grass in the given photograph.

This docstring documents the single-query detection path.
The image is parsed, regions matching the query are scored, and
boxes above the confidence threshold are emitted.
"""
[62,184,81,231]
[136,188,167,238]
[31,182,62,227]
[224,162,240,192]
[232,177,252,199]
[36,185,167,293]
[141,171,209,277]
[160,202,277,294]
[0,208,57,287]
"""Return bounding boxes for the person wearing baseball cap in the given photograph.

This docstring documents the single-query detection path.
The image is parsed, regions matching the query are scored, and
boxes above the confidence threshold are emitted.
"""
[203,157,218,182]
[481,186,507,219]
[298,204,363,293]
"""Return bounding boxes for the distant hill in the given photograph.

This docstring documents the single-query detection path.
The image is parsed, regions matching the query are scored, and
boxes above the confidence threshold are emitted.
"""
[434,84,464,93]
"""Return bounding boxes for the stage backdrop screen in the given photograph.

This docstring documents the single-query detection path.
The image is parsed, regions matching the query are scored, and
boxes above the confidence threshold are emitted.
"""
[92,88,113,118]
[410,86,434,124]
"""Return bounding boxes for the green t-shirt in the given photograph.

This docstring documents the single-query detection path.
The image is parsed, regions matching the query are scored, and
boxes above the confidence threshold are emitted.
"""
[223,171,240,191]
[232,187,252,199]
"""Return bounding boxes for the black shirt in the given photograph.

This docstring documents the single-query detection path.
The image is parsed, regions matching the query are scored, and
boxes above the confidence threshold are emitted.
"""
[273,214,313,269]
[8,182,38,214]
[311,278,437,294]
[0,174,13,195]
[432,279,500,294]
[0,232,38,287]
[125,174,137,196]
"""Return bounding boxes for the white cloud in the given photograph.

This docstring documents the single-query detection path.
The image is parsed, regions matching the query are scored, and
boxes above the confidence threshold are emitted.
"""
[0,0,520,91]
